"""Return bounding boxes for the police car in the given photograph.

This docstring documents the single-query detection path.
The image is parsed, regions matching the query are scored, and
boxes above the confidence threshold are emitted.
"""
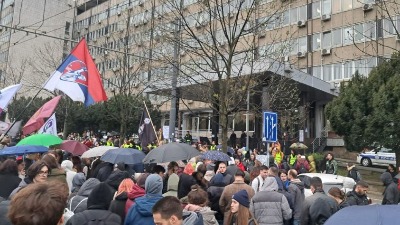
[357,147,395,167]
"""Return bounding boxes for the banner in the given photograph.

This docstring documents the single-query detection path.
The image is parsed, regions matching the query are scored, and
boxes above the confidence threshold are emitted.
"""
[37,113,57,136]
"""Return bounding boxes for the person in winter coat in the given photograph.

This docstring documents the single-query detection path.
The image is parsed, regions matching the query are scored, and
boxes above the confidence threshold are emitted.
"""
[0,199,12,225]
[346,180,369,206]
[226,190,258,225]
[70,172,86,196]
[163,173,179,197]
[288,169,305,225]
[207,173,225,223]
[124,174,164,225]
[109,178,134,224]
[41,154,67,185]
[184,184,218,225]
[106,170,130,193]
[341,177,356,194]
[125,182,145,214]
[66,182,121,225]
[380,171,400,205]
[67,178,100,213]
[328,187,350,210]
[220,170,255,225]
[178,164,198,199]
[307,155,316,173]
[152,196,204,225]
[346,163,361,182]
[61,160,77,194]
[324,153,337,175]
[295,156,310,174]
[300,177,337,225]
[0,159,21,199]
[235,158,246,172]
[95,162,114,182]
[9,161,49,199]
[250,177,292,225]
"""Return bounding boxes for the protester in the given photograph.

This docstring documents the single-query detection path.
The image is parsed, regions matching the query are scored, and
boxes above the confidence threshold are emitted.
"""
[225,160,239,183]
[380,171,400,205]
[226,189,258,225]
[346,163,361,182]
[219,170,255,225]
[341,177,356,194]
[250,177,292,225]
[178,164,197,199]
[61,160,77,193]
[8,181,68,225]
[109,178,135,224]
[16,157,25,179]
[66,182,121,225]
[324,153,337,175]
[346,180,369,206]
[328,187,349,210]
[207,173,225,224]
[0,199,12,225]
[152,196,204,225]
[67,178,100,213]
[307,155,316,173]
[163,173,179,197]
[125,174,164,224]
[163,161,179,194]
[70,172,86,195]
[295,155,310,175]
[287,169,305,225]
[288,150,297,168]
[235,158,246,172]
[0,159,21,199]
[125,182,146,214]
[300,177,337,225]
[251,165,268,193]
[184,184,217,225]
[42,154,67,184]
[9,161,49,199]
[244,154,256,172]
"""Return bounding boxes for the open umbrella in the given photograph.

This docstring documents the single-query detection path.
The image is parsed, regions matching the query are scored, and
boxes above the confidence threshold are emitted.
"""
[143,142,200,164]
[60,140,89,156]
[200,151,231,161]
[81,146,117,158]
[17,134,62,147]
[289,142,308,150]
[101,148,145,165]
[0,145,48,156]
[325,205,400,225]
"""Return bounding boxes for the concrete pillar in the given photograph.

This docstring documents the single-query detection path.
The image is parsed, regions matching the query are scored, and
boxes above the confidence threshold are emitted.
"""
[314,102,324,138]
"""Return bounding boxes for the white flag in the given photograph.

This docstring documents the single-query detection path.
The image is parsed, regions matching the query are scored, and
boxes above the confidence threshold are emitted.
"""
[0,120,22,137]
[38,113,57,136]
[0,84,22,112]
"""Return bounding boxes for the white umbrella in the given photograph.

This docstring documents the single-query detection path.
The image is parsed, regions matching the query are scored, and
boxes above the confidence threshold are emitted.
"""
[81,146,117,158]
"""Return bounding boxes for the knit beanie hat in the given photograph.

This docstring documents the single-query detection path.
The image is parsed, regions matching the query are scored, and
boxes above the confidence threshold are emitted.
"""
[232,189,250,208]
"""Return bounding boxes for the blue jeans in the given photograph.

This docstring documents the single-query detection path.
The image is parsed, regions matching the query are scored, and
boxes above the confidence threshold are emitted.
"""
[293,219,300,225]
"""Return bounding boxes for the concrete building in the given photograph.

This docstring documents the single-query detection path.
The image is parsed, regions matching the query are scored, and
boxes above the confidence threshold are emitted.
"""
[0,0,73,92]
[7,0,397,149]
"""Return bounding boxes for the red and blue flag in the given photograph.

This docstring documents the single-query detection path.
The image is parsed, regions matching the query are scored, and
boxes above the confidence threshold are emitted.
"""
[44,38,107,106]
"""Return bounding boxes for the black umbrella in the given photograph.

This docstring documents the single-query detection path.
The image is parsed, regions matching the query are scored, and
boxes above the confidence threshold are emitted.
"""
[142,142,200,163]
[101,148,145,165]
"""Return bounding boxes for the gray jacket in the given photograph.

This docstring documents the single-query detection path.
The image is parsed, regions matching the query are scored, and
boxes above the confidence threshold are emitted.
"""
[250,190,292,225]
[300,190,337,225]
[67,178,100,213]
[288,179,305,220]
[381,172,400,205]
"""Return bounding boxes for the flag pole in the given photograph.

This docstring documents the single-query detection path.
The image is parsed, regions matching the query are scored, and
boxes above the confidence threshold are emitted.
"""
[143,101,159,144]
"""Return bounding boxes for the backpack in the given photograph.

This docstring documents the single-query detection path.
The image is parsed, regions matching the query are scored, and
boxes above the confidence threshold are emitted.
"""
[256,177,262,192]
[298,163,308,174]
[63,196,88,225]
[82,211,113,225]
[355,171,362,182]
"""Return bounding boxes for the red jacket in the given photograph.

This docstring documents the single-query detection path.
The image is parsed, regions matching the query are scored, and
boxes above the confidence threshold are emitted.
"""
[125,184,145,213]
[237,162,246,172]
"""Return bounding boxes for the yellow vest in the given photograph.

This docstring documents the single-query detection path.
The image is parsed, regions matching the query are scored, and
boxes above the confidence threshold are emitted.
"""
[106,141,114,146]
[274,151,283,164]
[289,154,297,166]
[210,145,216,150]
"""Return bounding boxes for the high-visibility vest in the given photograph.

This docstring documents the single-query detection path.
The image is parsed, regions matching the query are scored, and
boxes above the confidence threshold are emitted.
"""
[289,154,297,166]
[274,151,283,164]
[210,145,216,150]
[106,141,114,146]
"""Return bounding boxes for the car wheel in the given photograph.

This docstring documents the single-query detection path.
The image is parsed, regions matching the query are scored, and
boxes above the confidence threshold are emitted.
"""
[361,158,371,167]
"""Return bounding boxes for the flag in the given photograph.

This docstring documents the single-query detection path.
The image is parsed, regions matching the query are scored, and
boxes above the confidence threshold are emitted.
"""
[43,38,107,106]
[138,108,157,150]
[0,84,22,112]
[0,120,22,137]
[37,113,57,136]
[22,96,61,135]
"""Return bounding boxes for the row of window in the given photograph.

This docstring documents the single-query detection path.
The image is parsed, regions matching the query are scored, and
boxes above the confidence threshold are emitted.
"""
[85,23,118,41]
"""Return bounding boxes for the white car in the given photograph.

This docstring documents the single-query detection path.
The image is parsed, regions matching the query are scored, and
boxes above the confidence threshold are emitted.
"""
[356,147,395,167]
[297,173,355,197]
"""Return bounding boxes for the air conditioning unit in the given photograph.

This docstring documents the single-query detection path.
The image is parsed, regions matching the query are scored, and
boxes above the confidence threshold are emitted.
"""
[195,21,203,28]
[228,12,234,18]
[104,50,109,55]
[84,25,89,30]
[157,14,162,19]
[138,0,144,6]
[137,41,143,47]
[259,31,266,38]
[117,11,121,16]
[282,56,289,62]
[321,48,331,56]
[98,20,102,24]
[396,35,400,41]
[92,38,97,42]
[92,56,96,61]
[112,67,120,72]
[106,34,110,38]
[180,50,186,56]
[363,3,373,11]
[321,14,331,21]
[297,20,306,27]
[188,100,194,104]
[297,51,306,58]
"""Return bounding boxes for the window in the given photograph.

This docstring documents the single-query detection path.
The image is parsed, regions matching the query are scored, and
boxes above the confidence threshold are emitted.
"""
[322,0,331,15]
[364,21,376,39]
[333,63,342,80]
[332,0,341,13]
[342,0,352,11]
[299,5,307,21]
[322,31,331,48]
[343,61,353,78]
[312,66,322,79]
[312,33,321,51]
[332,28,342,46]
[343,26,353,45]
[323,64,332,81]
[312,1,321,19]
[383,18,395,37]
[290,7,298,24]
[353,23,363,42]
[298,36,307,52]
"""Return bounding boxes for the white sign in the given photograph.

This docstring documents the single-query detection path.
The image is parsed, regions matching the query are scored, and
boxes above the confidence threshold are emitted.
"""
[299,130,304,143]
[162,126,169,139]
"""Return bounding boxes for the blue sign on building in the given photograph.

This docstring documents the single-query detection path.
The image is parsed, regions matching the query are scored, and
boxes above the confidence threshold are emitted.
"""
[263,111,278,143]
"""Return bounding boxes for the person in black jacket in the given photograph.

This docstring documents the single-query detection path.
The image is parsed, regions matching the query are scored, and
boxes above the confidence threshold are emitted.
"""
[66,182,121,225]
[346,180,369,206]
[380,172,400,205]
[0,159,21,199]
[109,178,134,224]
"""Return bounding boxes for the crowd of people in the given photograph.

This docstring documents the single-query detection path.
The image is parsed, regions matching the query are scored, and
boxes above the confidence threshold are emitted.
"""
[0,131,399,225]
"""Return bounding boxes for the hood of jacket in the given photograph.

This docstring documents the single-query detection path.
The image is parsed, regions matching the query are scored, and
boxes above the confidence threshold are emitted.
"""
[145,174,163,195]
[262,177,278,191]
[77,178,101,197]
[183,211,203,225]
[127,183,146,200]
[49,168,66,177]
[105,170,130,190]
[342,177,356,189]
[380,172,393,186]
[72,172,86,192]
[61,160,73,172]
[115,191,128,201]
[134,195,163,217]
[290,179,305,192]
[167,173,179,191]
[87,182,114,210]
[307,155,314,162]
